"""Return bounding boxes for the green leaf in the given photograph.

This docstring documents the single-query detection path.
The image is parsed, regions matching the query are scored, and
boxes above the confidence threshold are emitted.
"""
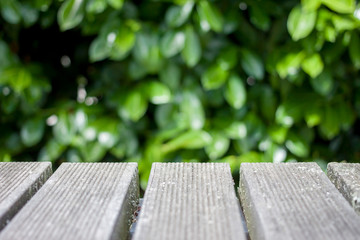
[316,8,333,32]
[160,31,185,58]
[197,1,224,32]
[276,51,305,78]
[305,104,322,127]
[83,118,121,150]
[74,109,87,131]
[110,26,136,61]
[234,138,257,154]
[319,105,340,139]
[21,117,45,147]
[159,62,181,90]
[21,4,39,27]
[276,91,322,127]
[262,142,287,163]
[220,152,263,171]
[239,152,264,163]
[128,61,147,80]
[222,9,240,34]
[324,26,337,42]
[57,0,85,31]
[165,1,194,28]
[249,6,271,31]
[240,49,264,80]
[89,36,111,62]
[268,125,288,144]
[275,105,297,127]
[161,130,212,154]
[205,132,230,160]
[244,113,266,140]
[332,15,357,32]
[301,53,324,78]
[53,112,76,145]
[4,133,23,154]
[1,91,19,114]
[155,104,177,128]
[201,64,229,90]
[67,149,82,162]
[2,144,16,160]
[89,21,135,62]
[224,121,247,139]
[0,40,17,69]
[285,132,310,157]
[287,5,316,41]
[119,89,148,121]
[181,90,205,129]
[143,81,172,104]
[34,0,53,11]
[181,25,201,67]
[275,92,318,127]
[133,31,164,73]
[0,67,32,92]
[38,139,65,162]
[224,74,246,109]
[322,34,347,64]
[205,88,223,107]
[110,143,126,159]
[302,0,321,11]
[322,0,355,14]
[111,127,138,158]
[217,47,237,70]
[80,141,107,162]
[0,0,22,24]
[336,101,355,130]
[310,70,334,96]
[86,0,107,14]
[299,127,315,144]
[349,33,360,69]
[107,0,123,9]
[259,86,277,121]
[40,9,56,28]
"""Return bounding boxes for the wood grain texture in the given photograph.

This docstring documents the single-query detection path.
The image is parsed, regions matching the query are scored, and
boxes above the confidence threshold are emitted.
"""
[0,163,139,240]
[0,162,52,230]
[133,163,246,240]
[239,163,360,240]
[327,163,360,214]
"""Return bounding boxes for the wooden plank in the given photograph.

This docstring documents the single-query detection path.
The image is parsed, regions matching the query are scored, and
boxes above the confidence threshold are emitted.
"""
[0,162,52,230]
[239,163,360,240]
[0,163,139,240]
[327,163,360,214]
[133,163,247,240]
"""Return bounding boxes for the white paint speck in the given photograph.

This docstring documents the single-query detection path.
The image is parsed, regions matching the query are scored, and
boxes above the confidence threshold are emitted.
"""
[2,87,10,96]
[46,115,58,126]
[274,148,286,163]
[107,32,116,44]
[60,55,71,67]
[239,2,247,10]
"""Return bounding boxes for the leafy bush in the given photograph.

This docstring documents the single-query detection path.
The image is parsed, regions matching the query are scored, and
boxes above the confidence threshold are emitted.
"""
[1,0,360,188]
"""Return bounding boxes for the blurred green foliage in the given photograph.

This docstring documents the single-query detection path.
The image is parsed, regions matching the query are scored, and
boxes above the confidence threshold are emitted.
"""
[1,0,360,189]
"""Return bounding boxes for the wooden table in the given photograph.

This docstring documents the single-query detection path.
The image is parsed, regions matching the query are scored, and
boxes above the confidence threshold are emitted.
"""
[0,162,359,240]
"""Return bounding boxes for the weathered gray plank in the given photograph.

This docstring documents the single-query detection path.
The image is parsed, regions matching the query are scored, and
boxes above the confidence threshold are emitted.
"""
[239,163,360,240]
[133,163,246,240]
[0,163,139,240]
[0,162,52,230]
[327,162,360,214]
